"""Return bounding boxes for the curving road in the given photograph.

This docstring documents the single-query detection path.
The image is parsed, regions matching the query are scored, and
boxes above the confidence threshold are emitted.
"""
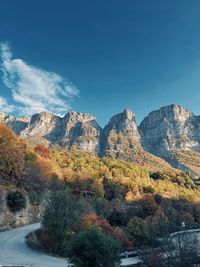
[0,223,66,267]
[0,223,139,267]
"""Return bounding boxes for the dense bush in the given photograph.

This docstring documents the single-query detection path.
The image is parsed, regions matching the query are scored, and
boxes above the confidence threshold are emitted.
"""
[127,216,150,246]
[7,191,26,212]
[69,227,121,267]
[79,212,132,249]
[34,144,50,159]
[150,172,164,180]
[42,181,83,255]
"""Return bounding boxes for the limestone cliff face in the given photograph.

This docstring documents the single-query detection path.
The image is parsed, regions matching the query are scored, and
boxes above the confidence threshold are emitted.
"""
[12,111,102,153]
[100,109,141,157]
[20,112,62,142]
[60,112,102,152]
[140,104,200,161]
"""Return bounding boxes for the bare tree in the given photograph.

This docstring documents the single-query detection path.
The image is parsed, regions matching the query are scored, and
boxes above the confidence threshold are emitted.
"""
[140,232,200,267]
[165,232,200,267]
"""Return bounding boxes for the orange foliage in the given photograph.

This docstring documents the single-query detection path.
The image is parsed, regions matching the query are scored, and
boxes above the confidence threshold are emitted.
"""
[140,195,158,216]
[34,144,50,159]
[80,213,133,249]
[63,168,75,181]
[36,156,52,178]
[0,123,26,182]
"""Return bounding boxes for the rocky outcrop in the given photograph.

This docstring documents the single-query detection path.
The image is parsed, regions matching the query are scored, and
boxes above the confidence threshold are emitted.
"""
[20,112,63,142]
[100,109,141,157]
[0,186,41,231]
[140,105,199,154]
[140,104,200,170]
[60,112,102,152]
[14,111,102,153]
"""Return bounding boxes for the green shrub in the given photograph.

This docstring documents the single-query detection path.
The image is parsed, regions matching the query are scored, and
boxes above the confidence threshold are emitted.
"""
[29,192,42,205]
[143,185,155,194]
[150,172,164,180]
[42,182,83,255]
[69,227,121,267]
[127,216,150,246]
[7,191,26,212]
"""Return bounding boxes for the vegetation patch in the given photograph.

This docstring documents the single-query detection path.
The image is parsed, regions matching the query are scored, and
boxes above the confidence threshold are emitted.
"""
[26,229,42,251]
[6,191,26,212]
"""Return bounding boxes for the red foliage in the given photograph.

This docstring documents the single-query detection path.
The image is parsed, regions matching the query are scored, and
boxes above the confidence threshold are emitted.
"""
[34,144,50,159]
[99,219,133,249]
[81,213,133,249]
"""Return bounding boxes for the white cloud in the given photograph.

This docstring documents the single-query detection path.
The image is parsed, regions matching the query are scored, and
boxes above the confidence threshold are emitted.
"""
[0,96,15,113]
[0,42,79,116]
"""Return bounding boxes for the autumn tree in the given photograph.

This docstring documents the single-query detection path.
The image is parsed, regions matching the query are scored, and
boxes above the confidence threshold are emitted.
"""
[23,150,51,192]
[140,195,158,217]
[34,144,50,159]
[80,213,132,249]
[0,123,25,183]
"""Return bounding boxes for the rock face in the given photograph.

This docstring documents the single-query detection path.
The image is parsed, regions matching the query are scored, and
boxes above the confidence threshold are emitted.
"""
[100,109,141,157]
[0,186,41,231]
[60,112,102,152]
[21,112,62,141]
[15,111,102,153]
[140,104,200,169]
[3,104,200,174]
[140,105,200,175]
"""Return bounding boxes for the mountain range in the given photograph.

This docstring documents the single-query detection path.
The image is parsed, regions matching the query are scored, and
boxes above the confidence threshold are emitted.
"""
[1,104,200,175]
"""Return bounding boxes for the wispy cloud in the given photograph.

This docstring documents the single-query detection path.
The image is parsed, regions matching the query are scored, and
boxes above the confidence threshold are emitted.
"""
[0,42,79,116]
[0,96,15,113]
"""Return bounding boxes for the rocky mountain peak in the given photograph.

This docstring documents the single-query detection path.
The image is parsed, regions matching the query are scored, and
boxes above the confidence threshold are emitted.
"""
[64,111,95,123]
[20,112,62,140]
[140,104,199,162]
[60,111,101,152]
[30,111,59,124]
[122,108,135,120]
[141,104,193,129]
[105,108,138,132]
[0,112,30,134]
[100,109,141,157]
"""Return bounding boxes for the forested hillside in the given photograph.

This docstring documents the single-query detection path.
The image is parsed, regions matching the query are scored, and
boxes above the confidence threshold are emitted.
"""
[0,124,200,260]
[1,122,200,248]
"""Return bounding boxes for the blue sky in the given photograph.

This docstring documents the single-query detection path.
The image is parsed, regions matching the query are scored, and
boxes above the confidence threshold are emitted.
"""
[1,0,200,126]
